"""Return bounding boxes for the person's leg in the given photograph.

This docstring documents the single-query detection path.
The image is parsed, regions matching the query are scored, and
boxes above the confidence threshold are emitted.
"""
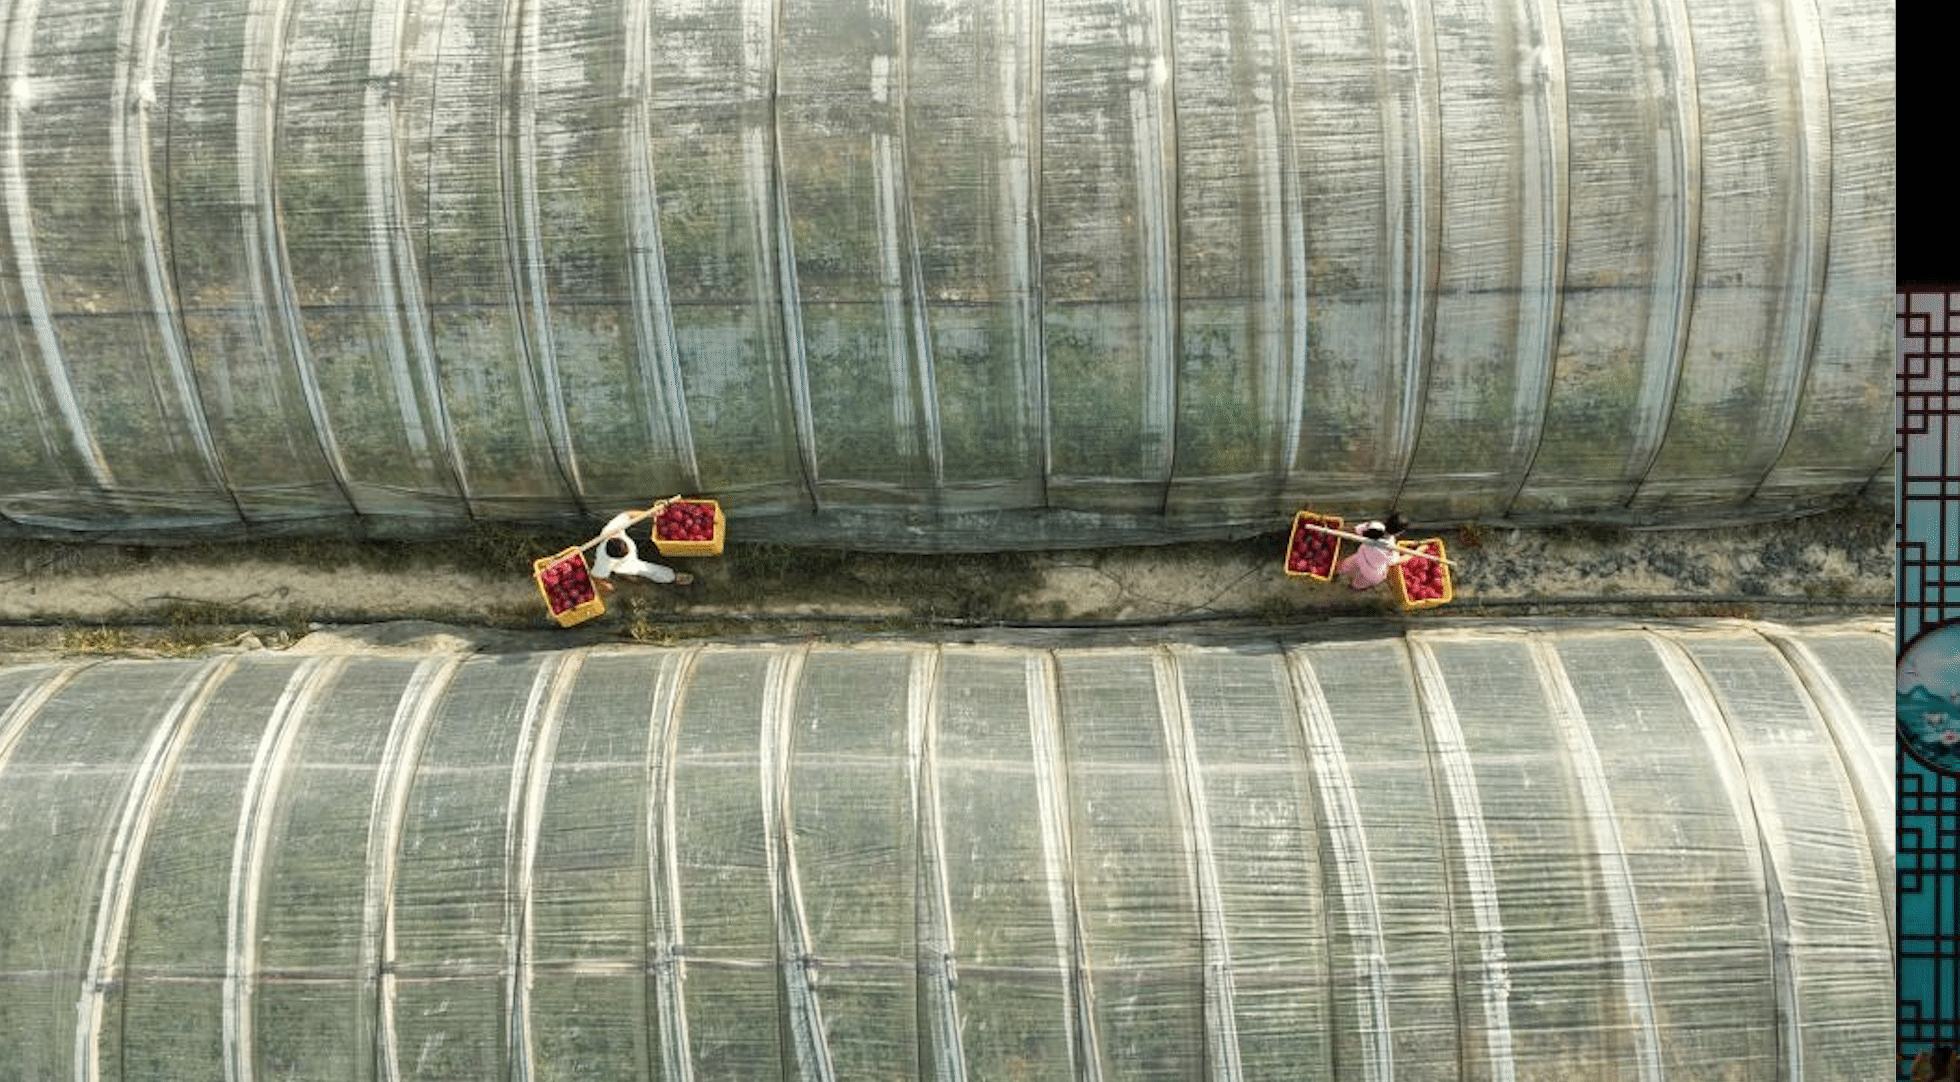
[616,555,678,584]
[1345,554,1386,590]
[1334,551,1360,584]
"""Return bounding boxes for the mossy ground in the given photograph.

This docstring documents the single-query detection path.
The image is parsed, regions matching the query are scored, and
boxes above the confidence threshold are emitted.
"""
[0,502,1890,659]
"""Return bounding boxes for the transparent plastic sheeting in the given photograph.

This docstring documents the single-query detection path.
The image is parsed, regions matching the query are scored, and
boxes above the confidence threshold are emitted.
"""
[0,618,1891,1080]
[0,0,1893,549]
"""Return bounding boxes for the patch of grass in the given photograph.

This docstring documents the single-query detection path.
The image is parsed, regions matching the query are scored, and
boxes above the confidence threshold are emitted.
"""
[440,522,570,574]
[164,520,567,580]
[1549,520,1633,546]
[1803,576,1854,599]
[147,597,240,629]
[50,621,271,658]
[57,625,141,655]
[1250,592,1309,622]
[623,613,675,644]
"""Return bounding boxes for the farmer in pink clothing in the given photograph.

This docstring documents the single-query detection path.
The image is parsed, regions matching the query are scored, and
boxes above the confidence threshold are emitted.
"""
[1335,513,1411,590]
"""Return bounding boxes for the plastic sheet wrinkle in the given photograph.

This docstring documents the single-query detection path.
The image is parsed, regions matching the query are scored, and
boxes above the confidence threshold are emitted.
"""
[907,647,966,1082]
[1284,649,1393,1082]
[1001,0,1047,499]
[646,647,700,1082]
[1645,630,1795,1082]
[224,657,346,1082]
[1742,0,1831,504]
[870,4,945,488]
[77,657,237,1082]
[1498,0,1570,519]
[241,0,360,520]
[1619,0,1700,506]
[1373,0,1441,506]
[1407,638,1517,1082]
[621,0,699,490]
[365,0,471,512]
[1758,630,1895,956]
[742,0,820,512]
[1027,652,1105,1081]
[1154,648,1243,1081]
[762,646,836,1081]
[503,653,584,1082]
[1530,639,1663,1082]
[0,661,94,775]
[500,0,588,513]
[1124,0,1178,511]
[114,0,246,526]
[2,0,117,494]
[361,655,464,1082]
[1254,0,1309,483]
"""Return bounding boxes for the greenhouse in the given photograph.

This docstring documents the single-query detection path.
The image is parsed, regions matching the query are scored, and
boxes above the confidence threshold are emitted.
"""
[0,619,1892,1080]
[0,0,1894,547]
[0,0,1899,1076]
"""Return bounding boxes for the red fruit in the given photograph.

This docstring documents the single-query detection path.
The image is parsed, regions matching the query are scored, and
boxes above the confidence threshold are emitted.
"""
[1288,517,1347,577]
[658,502,713,541]
[1400,547,1447,600]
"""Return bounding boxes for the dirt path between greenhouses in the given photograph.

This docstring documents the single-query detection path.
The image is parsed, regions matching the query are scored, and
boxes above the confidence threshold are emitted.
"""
[0,504,1890,658]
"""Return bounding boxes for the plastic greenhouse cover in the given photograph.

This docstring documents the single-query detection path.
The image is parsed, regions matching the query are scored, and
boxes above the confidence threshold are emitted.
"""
[0,618,1891,1080]
[0,0,1893,549]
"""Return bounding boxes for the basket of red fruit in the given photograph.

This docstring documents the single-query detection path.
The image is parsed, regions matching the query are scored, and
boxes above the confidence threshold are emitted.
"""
[1392,538,1454,610]
[652,498,724,557]
[1284,511,1344,581]
[533,547,606,627]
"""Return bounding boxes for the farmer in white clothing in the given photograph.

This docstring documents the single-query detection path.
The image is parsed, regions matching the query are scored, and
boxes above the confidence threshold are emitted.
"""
[590,510,689,590]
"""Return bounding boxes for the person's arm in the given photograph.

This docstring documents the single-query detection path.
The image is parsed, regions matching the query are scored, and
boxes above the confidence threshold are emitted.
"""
[582,505,664,554]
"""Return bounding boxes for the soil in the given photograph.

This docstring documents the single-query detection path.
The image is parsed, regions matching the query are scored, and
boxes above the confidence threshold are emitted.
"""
[0,503,1891,658]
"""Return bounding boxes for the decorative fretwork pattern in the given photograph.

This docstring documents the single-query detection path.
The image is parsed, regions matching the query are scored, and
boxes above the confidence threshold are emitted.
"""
[1899,289,1960,1078]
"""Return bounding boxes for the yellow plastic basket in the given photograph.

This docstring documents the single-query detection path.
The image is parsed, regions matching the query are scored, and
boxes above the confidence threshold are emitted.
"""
[1392,538,1454,610]
[533,547,606,627]
[652,499,725,557]
[1283,511,1344,582]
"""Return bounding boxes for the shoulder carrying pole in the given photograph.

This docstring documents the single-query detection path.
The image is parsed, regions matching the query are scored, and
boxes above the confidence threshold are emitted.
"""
[576,497,679,554]
[1296,521,1459,568]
